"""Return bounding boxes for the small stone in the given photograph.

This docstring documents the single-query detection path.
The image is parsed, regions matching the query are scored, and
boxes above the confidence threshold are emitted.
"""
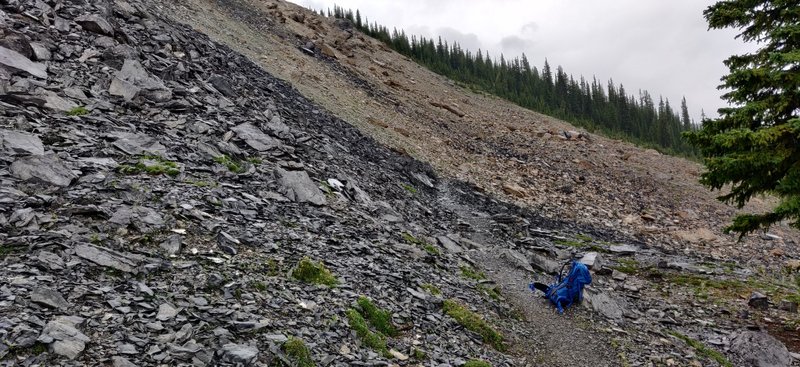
[220,343,258,365]
[779,300,798,313]
[112,356,137,367]
[30,288,70,310]
[156,303,178,321]
[579,252,604,269]
[388,349,408,361]
[749,292,769,310]
[75,14,115,35]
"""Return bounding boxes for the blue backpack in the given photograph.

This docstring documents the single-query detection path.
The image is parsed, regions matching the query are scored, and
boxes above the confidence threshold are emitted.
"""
[529,260,592,314]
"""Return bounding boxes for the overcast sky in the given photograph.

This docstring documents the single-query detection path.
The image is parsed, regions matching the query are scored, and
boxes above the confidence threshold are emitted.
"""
[289,0,756,122]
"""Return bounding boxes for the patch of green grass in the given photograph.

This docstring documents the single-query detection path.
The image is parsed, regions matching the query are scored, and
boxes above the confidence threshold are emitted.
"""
[67,106,89,116]
[402,232,439,255]
[460,265,486,281]
[282,337,315,367]
[401,183,418,194]
[252,281,267,292]
[214,155,246,173]
[346,308,390,356]
[421,283,442,295]
[611,258,640,275]
[478,284,501,301]
[356,296,398,337]
[442,299,504,351]
[667,330,732,367]
[422,243,440,255]
[118,155,180,177]
[247,157,263,165]
[291,257,338,287]
[575,233,593,242]
[0,243,25,258]
[412,348,426,360]
[464,360,492,367]
[184,179,217,187]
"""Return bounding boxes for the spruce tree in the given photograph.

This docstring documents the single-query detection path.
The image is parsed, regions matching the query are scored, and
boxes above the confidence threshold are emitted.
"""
[685,0,800,235]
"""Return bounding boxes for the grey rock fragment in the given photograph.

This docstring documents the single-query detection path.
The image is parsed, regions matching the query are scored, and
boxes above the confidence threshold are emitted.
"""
[608,244,638,255]
[0,45,47,78]
[749,291,769,310]
[276,168,326,205]
[157,303,178,321]
[29,42,51,61]
[30,288,70,310]
[499,248,534,272]
[74,243,137,273]
[109,205,165,229]
[232,123,281,151]
[220,343,258,365]
[730,330,791,367]
[529,252,561,274]
[0,129,44,156]
[436,235,463,254]
[112,356,138,367]
[160,234,182,255]
[75,14,115,35]
[37,316,90,360]
[109,59,172,102]
[578,252,604,269]
[584,288,624,321]
[10,154,76,187]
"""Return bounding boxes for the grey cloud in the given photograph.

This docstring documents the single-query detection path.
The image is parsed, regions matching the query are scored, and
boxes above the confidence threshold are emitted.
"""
[499,35,535,57]
[435,27,482,51]
[521,22,538,34]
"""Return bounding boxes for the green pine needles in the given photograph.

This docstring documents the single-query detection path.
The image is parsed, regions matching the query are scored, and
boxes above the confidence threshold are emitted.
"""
[685,0,800,236]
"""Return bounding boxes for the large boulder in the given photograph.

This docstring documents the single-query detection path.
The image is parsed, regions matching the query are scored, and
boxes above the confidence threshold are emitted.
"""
[0,45,47,78]
[729,330,790,367]
[10,154,76,187]
[108,59,172,102]
[276,169,326,206]
[0,129,44,156]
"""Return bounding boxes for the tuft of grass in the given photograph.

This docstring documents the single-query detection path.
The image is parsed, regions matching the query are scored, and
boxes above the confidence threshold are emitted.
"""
[252,281,267,292]
[291,257,338,287]
[0,243,26,257]
[464,360,492,367]
[412,348,426,360]
[214,155,246,173]
[612,258,640,275]
[346,308,390,356]
[67,106,89,116]
[356,296,398,337]
[402,232,439,255]
[282,337,315,367]
[442,299,504,351]
[667,330,732,367]
[118,155,180,177]
[460,265,486,281]
[421,283,442,295]
[401,183,418,194]
[478,284,501,301]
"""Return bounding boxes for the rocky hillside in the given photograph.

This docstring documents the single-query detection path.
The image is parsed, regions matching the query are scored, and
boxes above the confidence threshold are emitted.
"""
[0,0,799,367]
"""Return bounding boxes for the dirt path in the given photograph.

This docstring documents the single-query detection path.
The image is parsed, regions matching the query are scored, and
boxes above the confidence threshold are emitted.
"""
[436,181,619,366]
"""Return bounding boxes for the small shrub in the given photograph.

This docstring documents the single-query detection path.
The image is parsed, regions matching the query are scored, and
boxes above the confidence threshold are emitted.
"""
[356,296,398,336]
[346,308,389,355]
[291,257,338,287]
[421,283,442,295]
[443,299,504,351]
[282,337,315,367]
[67,106,89,116]
[460,265,486,281]
[402,183,418,194]
[252,281,267,292]
[667,330,732,367]
[118,155,180,177]
[423,243,440,255]
[214,155,246,173]
[464,360,492,367]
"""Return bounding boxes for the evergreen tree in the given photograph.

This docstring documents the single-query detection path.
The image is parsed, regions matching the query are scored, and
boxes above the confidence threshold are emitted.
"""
[680,96,691,131]
[685,0,800,235]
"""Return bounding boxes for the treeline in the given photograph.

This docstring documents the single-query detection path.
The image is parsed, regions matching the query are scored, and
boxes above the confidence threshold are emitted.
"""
[316,6,698,156]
